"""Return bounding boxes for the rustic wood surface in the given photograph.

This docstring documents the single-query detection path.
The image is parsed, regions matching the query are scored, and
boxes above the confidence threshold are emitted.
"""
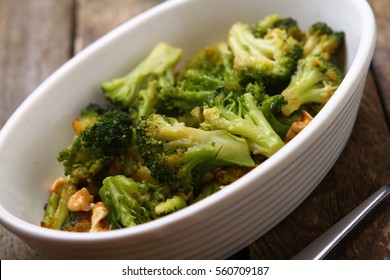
[0,0,389,260]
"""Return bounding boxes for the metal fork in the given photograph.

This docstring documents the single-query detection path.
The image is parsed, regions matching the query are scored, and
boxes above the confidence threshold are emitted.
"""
[293,184,390,260]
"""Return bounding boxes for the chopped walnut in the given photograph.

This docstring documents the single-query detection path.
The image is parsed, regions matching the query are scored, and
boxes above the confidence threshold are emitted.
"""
[72,116,97,136]
[90,202,110,232]
[67,187,94,212]
[191,106,204,123]
[285,110,314,143]
[49,176,66,195]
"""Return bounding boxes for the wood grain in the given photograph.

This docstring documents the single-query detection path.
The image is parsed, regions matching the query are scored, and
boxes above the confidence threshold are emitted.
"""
[0,0,74,128]
[368,0,390,126]
[74,0,166,53]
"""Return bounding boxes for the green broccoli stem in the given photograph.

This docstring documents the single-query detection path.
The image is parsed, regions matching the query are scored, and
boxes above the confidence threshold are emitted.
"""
[154,119,255,168]
[155,195,186,215]
[229,22,274,63]
[242,93,285,156]
[138,80,159,120]
[180,145,242,189]
[202,92,285,158]
[41,192,60,228]
[50,183,77,230]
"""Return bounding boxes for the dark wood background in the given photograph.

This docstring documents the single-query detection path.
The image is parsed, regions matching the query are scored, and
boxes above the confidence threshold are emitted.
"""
[1,0,389,259]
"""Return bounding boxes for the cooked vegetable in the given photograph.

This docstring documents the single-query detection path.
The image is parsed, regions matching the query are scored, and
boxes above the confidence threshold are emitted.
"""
[101,42,183,120]
[252,13,306,42]
[136,113,255,196]
[260,94,302,139]
[281,54,344,116]
[303,22,345,60]
[99,175,173,228]
[71,103,113,135]
[227,20,303,93]
[41,180,77,230]
[158,42,239,116]
[57,109,134,185]
[42,14,345,232]
[201,83,285,158]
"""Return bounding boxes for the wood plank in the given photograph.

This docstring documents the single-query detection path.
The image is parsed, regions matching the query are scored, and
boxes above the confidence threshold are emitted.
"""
[368,0,390,127]
[0,0,74,128]
[249,72,390,259]
[74,0,166,53]
[0,0,74,259]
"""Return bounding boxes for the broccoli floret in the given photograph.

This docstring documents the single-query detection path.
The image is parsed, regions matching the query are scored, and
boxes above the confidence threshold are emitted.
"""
[99,175,173,228]
[136,113,255,195]
[58,109,134,185]
[303,22,345,60]
[227,21,303,93]
[251,14,282,38]
[281,54,344,116]
[201,84,285,158]
[101,42,183,119]
[158,42,240,115]
[252,14,306,42]
[260,94,301,139]
[72,103,114,135]
[272,17,306,42]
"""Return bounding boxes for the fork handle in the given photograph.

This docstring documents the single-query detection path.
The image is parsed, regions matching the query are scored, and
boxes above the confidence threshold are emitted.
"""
[293,184,390,260]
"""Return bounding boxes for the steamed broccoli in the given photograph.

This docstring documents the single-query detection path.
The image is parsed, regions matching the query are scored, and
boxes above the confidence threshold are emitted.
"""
[251,14,282,38]
[281,54,344,116]
[252,14,306,42]
[72,103,114,135]
[227,21,303,93]
[57,109,134,185]
[43,14,347,233]
[136,113,255,195]
[201,83,285,158]
[101,42,183,119]
[41,192,61,229]
[303,22,345,60]
[99,175,178,228]
[158,42,239,115]
[260,94,301,139]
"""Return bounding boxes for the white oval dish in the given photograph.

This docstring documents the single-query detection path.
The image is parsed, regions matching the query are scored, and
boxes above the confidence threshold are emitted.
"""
[0,0,376,259]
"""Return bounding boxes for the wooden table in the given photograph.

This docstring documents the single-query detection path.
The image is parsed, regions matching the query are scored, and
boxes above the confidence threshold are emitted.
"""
[1,0,389,260]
